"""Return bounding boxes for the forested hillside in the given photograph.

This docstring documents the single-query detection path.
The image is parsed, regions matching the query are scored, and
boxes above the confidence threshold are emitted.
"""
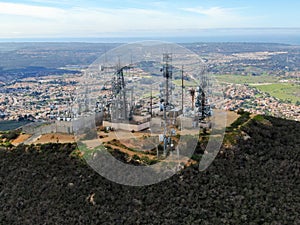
[0,115,299,224]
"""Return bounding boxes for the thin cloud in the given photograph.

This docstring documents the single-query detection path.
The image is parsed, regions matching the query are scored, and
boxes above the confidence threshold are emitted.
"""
[28,0,72,5]
[182,6,239,17]
[0,3,172,37]
[0,2,265,38]
[0,2,65,19]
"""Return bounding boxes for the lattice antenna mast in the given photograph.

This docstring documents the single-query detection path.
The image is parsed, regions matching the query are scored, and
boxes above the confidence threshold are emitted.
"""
[110,65,133,122]
[195,71,212,122]
[160,53,173,156]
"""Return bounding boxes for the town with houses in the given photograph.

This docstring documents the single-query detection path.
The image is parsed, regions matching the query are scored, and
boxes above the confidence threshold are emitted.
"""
[222,83,300,120]
[0,42,299,136]
[0,71,299,126]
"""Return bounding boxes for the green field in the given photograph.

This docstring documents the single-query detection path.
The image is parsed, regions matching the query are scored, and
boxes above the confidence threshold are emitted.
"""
[250,83,300,104]
[214,74,300,104]
[215,74,279,84]
[173,79,198,87]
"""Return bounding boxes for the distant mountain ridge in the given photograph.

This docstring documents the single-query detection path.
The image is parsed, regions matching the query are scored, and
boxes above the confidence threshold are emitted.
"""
[0,66,81,82]
[0,42,299,82]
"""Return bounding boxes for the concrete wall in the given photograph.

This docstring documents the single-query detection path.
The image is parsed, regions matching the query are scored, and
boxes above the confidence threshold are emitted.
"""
[132,115,151,123]
[23,112,103,135]
[103,121,150,131]
[176,116,194,129]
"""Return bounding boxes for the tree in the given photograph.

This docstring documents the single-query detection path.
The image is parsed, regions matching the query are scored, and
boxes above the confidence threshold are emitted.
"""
[4,141,13,150]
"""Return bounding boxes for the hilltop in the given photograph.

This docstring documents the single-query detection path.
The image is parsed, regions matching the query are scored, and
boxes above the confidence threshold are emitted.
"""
[0,115,299,224]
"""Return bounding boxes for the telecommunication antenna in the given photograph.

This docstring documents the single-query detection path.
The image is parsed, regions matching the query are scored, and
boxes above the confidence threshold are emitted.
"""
[195,72,212,122]
[160,53,173,156]
[100,65,135,122]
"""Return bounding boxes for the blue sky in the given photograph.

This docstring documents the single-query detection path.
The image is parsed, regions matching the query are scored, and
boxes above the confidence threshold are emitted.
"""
[0,0,299,38]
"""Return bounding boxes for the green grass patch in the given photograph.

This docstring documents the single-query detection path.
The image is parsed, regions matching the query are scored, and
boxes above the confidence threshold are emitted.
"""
[142,91,160,98]
[76,142,106,160]
[252,115,265,122]
[215,74,279,84]
[252,115,273,126]
[173,79,198,87]
[226,110,251,132]
[251,83,300,104]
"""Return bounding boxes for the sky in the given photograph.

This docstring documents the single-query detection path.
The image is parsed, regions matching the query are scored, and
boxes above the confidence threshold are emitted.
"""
[0,0,299,38]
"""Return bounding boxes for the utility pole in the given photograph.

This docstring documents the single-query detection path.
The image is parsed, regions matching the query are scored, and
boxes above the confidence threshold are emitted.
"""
[150,85,153,117]
[190,88,195,111]
[181,65,184,113]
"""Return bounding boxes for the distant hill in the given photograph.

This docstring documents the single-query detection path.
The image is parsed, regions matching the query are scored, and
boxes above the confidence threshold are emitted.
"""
[0,42,299,82]
[0,115,299,224]
[0,43,119,82]
[0,66,81,82]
